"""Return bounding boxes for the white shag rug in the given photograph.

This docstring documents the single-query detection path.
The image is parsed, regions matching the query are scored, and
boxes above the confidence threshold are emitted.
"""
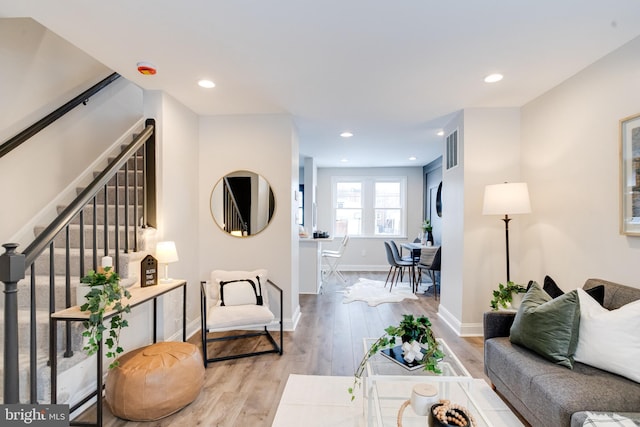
[340,278,419,306]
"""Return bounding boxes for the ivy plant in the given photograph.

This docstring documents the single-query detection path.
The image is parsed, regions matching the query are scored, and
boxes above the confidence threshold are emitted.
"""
[489,281,527,310]
[80,266,131,368]
[348,314,444,401]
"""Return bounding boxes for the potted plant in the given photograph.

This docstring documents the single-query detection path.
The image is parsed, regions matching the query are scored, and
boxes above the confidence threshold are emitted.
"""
[489,281,527,310]
[80,266,132,368]
[348,314,444,401]
[422,219,434,245]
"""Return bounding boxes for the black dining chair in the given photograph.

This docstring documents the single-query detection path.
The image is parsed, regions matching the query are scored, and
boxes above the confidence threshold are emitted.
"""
[383,241,415,292]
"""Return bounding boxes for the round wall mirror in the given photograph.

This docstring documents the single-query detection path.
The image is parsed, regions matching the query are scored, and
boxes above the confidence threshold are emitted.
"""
[210,170,276,237]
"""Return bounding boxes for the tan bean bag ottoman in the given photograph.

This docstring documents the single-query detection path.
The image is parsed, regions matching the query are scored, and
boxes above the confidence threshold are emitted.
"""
[105,341,204,421]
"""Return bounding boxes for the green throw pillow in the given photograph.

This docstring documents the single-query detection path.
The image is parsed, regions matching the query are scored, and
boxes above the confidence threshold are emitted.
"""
[509,281,581,369]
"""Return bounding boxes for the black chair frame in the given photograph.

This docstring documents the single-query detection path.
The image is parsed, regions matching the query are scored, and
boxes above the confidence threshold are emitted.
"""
[200,279,283,366]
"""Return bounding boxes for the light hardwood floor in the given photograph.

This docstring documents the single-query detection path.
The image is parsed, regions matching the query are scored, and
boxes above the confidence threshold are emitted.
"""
[81,271,487,427]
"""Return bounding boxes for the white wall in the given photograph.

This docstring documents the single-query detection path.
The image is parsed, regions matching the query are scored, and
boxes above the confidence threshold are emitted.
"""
[0,18,110,141]
[316,166,424,270]
[144,91,201,340]
[520,36,640,290]
[0,18,142,245]
[198,114,300,329]
[439,108,522,336]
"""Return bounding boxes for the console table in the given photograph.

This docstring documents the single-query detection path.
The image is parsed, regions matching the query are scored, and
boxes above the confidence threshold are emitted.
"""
[50,279,187,427]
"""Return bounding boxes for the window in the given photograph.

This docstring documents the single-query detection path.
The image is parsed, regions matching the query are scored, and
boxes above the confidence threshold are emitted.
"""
[332,177,406,237]
[375,181,401,236]
[335,181,362,236]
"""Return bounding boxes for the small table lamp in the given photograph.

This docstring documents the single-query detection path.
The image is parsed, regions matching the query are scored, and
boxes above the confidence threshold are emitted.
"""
[155,241,179,283]
[482,182,531,283]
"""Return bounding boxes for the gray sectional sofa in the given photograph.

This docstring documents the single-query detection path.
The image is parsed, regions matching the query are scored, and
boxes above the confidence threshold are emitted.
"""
[483,278,640,427]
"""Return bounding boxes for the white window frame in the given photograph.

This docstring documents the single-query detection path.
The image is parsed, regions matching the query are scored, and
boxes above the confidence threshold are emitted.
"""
[331,176,407,238]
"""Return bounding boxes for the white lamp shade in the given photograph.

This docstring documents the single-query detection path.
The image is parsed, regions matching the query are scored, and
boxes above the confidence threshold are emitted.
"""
[156,241,179,263]
[483,182,531,215]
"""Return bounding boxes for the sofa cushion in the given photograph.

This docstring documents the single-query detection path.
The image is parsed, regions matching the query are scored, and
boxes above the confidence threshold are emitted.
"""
[510,281,581,368]
[575,288,640,383]
[541,275,605,306]
[486,338,640,427]
[571,411,640,427]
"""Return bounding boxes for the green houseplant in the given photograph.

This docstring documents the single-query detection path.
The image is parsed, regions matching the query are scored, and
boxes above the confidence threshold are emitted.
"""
[489,281,527,310]
[421,219,434,244]
[80,266,132,368]
[348,314,444,401]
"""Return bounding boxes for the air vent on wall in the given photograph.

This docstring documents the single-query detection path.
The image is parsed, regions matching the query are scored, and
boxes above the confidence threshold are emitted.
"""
[446,130,458,170]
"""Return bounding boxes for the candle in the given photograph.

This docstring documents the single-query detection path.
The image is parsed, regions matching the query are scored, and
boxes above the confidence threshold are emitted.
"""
[101,256,113,268]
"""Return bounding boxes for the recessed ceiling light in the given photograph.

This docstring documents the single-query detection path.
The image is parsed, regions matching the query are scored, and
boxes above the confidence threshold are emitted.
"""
[436,130,444,136]
[198,79,216,88]
[409,156,417,161]
[340,131,353,138]
[484,73,503,83]
[340,158,348,163]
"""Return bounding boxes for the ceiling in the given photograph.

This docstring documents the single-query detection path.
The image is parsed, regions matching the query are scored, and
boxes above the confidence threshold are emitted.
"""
[3,1,640,167]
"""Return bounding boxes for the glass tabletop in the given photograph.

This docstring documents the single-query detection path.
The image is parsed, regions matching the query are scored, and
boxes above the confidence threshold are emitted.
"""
[364,337,472,379]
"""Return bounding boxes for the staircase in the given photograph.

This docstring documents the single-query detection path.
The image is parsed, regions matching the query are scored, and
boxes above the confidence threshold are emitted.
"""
[0,121,156,407]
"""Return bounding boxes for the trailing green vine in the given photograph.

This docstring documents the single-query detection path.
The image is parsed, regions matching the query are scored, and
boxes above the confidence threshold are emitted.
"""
[489,281,527,310]
[80,267,131,368]
[348,314,444,401]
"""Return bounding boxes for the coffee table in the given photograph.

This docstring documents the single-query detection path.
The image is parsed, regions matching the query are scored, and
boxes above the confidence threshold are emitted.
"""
[363,338,494,426]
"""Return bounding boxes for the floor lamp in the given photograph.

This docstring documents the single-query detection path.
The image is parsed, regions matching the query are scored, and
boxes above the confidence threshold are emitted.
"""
[482,182,531,283]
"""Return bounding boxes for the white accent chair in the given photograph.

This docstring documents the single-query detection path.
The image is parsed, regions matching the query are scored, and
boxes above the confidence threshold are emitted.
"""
[200,269,283,366]
[321,235,349,283]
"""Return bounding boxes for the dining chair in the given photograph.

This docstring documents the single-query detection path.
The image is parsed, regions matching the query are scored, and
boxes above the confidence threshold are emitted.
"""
[389,240,415,281]
[418,247,441,299]
[321,234,349,283]
[386,241,416,292]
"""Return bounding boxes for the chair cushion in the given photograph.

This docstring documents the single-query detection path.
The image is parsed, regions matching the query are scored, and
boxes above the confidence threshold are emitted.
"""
[209,269,268,308]
[206,304,275,331]
[219,277,264,306]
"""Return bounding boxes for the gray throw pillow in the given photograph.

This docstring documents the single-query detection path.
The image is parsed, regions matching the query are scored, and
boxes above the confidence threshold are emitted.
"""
[509,281,581,369]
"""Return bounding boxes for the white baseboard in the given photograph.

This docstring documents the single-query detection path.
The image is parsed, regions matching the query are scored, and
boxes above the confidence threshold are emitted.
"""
[438,305,483,337]
[285,305,301,331]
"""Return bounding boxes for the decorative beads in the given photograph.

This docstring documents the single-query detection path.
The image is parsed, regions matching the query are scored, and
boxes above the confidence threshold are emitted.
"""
[431,399,476,427]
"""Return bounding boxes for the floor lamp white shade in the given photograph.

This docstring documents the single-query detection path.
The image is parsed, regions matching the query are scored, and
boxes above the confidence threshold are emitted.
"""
[482,182,531,215]
[483,182,531,283]
[156,241,179,283]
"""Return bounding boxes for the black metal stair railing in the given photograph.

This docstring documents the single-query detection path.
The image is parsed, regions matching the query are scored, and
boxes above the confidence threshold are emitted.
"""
[222,177,248,235]
[0,118,156,405]
[0,73,121,159]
